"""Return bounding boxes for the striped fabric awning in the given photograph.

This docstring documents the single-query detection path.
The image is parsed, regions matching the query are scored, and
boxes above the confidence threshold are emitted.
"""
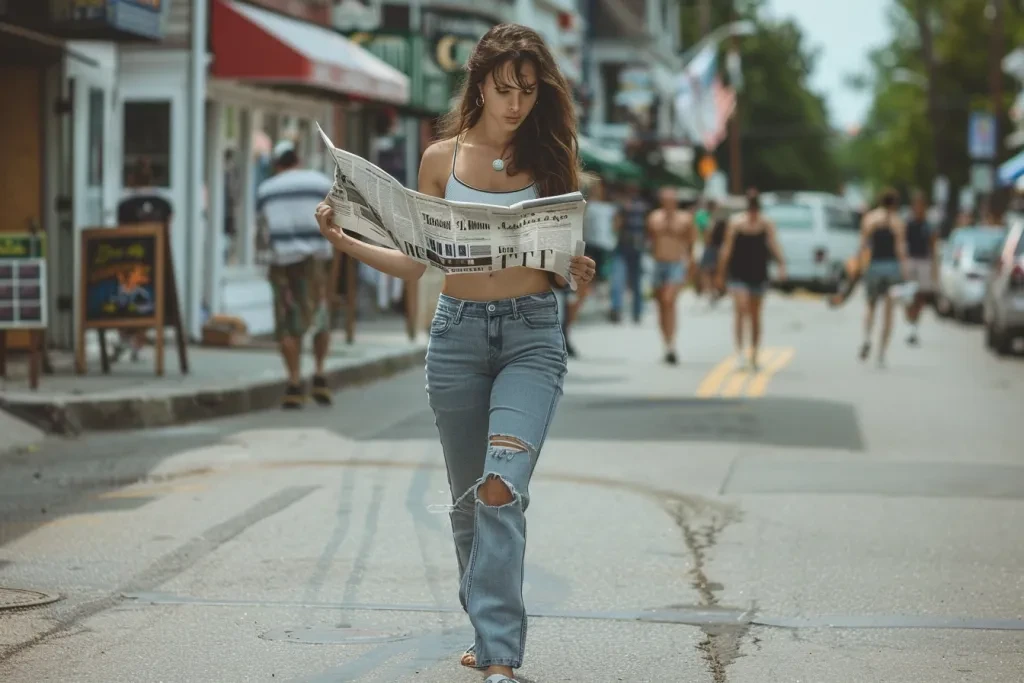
[998,149,1024,187]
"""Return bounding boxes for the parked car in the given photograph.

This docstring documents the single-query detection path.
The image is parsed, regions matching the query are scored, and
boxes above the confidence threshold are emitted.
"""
[759,191,860,292]
[937,225,1009,321]
[983,220,1024,355]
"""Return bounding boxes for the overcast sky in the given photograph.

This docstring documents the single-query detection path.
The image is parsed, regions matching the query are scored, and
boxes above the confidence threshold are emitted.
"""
[765,0,892,129]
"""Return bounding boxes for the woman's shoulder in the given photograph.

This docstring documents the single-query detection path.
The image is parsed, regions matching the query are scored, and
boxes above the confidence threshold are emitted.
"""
[418,137,458,194]
[420,137,458,173]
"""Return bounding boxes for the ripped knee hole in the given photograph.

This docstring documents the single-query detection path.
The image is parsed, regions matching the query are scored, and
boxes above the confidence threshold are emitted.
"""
[478,474,515,507]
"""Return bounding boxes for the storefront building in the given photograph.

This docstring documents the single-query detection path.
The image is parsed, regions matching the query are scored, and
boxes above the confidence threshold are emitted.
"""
[116,0,410,338]
[0,0,171,352]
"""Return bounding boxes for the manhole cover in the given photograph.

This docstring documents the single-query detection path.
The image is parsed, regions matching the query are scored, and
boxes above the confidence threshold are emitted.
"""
[0,587,61,611]
[259,626,411,645]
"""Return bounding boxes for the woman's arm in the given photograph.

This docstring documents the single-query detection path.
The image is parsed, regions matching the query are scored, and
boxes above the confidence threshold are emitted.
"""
[765,220,788,280]
[716,221,736,284]
[893,218,910,279]
[316,206,426,281]
[316,144,453,281]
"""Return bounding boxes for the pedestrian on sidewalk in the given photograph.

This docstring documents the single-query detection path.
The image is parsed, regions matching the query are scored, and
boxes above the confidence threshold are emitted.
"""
[609,182,650,324]
[256,140,336,409]
[646,186,696,364]
[717,188,788,371]
[563,174,620,356]
[315,23,595,683]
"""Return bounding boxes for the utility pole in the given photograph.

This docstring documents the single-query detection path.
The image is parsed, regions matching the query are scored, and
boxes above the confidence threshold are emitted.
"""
[992,1,1005,164]
[728,4,742,194]
[915,0,940,184]
[698,0,711,36]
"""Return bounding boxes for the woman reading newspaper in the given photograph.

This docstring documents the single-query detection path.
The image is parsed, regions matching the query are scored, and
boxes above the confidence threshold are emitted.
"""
[315,24,595,683]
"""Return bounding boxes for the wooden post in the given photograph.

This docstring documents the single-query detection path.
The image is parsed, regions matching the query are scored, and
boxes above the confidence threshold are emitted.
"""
[154,225,166,377]
[729,5,743,195]
[98,329,110,374]
[28,330,40,390]
[75,230,87,375]
[345,253,358,344]
[404,278,418,341]
[0,330,6,379]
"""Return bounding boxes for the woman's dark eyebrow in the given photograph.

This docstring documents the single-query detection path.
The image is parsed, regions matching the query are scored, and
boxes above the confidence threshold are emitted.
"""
[494,80,537,90]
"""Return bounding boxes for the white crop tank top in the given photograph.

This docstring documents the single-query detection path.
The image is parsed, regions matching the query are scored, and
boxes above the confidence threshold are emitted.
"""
[443,137,538,207]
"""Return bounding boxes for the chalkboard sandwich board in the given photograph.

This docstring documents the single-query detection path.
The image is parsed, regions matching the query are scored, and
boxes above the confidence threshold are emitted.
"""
[77,223,189,377]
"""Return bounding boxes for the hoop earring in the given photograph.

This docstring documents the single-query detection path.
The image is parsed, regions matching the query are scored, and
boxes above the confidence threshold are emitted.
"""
[476,94,484,107]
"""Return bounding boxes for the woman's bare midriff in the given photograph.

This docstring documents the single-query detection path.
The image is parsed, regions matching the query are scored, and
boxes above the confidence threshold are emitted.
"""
[441,267,553,301]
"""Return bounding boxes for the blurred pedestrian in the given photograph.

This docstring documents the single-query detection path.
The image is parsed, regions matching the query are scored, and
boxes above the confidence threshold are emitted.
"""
[257,140,335,409]
[903,189,938,346]
[564,175,619,356]
[609,181,649,323]
[315,23,595,683]
[113,158,174,363]
[647,186,695,364]
[857,188,910,367]
[699,201,727,304]
[717,188,788,371]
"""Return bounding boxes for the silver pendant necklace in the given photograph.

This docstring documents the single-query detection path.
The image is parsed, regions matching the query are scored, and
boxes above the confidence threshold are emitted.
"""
[492,145,510,172]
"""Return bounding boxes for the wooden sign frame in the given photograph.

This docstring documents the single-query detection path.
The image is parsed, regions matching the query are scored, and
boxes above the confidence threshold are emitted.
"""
[76,222,189,377]
[0,232,50,390]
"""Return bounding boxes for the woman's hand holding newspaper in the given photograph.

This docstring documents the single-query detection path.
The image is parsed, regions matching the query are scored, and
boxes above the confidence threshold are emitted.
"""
[316,202,350,250]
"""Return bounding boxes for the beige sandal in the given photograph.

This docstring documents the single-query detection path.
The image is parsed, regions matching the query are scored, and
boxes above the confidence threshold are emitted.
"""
[460,644,480,668]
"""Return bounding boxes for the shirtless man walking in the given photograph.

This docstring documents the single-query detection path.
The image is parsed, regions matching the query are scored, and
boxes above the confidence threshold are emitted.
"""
[647,186,696,364]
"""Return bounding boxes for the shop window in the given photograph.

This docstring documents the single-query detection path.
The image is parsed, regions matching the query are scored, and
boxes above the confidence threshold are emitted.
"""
[87,88,104,188]
[123,101,172,188]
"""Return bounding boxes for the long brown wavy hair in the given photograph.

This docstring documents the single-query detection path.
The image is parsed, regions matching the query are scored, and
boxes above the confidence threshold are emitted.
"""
[439,23,580,198]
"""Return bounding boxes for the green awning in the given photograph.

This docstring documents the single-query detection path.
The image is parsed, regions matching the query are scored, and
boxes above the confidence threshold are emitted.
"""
[640,164,697,190]
[578,136,644,181]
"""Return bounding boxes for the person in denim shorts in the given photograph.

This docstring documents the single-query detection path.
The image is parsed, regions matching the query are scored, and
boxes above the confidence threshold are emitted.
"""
[857,188,909,366]
[315,24,596,683]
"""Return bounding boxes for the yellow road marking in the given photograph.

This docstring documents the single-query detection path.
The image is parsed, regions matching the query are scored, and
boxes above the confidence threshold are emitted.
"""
[696,347,793,399]
[719,372,748,397]
[785,289,823,301]
[695,354,739,397]
[745,348,795,397]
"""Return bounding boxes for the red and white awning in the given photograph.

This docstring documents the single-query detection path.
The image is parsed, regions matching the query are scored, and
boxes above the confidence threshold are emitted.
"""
[211,0,409,106]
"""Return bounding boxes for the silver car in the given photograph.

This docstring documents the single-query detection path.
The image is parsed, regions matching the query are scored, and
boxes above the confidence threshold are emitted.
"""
[983,221,1024,355]
[937,226,1008,321]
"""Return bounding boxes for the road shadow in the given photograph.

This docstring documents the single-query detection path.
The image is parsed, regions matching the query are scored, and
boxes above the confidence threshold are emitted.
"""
[380,395,865,452]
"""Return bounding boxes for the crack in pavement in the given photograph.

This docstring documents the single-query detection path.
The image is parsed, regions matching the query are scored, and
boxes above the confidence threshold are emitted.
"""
[669,496,746,683]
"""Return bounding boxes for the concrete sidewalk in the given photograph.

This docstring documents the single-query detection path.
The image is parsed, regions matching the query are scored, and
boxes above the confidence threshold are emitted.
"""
[0,320,424,436]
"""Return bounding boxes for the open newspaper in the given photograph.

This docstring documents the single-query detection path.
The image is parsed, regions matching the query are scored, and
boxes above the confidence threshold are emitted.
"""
[316,123,587,290]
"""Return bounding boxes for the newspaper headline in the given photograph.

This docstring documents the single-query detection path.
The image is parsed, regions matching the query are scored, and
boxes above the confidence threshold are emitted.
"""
[316,123,587,290]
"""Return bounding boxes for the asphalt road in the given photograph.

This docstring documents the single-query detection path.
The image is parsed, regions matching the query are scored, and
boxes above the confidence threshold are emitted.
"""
[2,290,1023,683]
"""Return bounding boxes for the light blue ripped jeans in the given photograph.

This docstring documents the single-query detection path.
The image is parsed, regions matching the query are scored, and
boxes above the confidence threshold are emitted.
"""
[425,290,568,669]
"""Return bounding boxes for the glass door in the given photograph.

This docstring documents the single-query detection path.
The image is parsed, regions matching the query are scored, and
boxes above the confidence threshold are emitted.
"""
[63,56,116,350]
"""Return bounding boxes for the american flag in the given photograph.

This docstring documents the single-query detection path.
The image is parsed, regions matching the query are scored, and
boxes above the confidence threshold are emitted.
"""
[700,77,737,151]
[674,44,738,152]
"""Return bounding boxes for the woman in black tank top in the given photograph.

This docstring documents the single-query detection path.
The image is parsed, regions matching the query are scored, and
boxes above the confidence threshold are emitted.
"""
[857,188,909,366]
[716,189,788,371]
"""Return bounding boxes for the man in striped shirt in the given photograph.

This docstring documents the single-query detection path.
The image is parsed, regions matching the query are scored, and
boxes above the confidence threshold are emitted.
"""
[256,140,335,409]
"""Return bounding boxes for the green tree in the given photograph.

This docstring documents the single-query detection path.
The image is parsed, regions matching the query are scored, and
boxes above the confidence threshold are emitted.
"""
[680,0,842,192]
[848,0,1024,217]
